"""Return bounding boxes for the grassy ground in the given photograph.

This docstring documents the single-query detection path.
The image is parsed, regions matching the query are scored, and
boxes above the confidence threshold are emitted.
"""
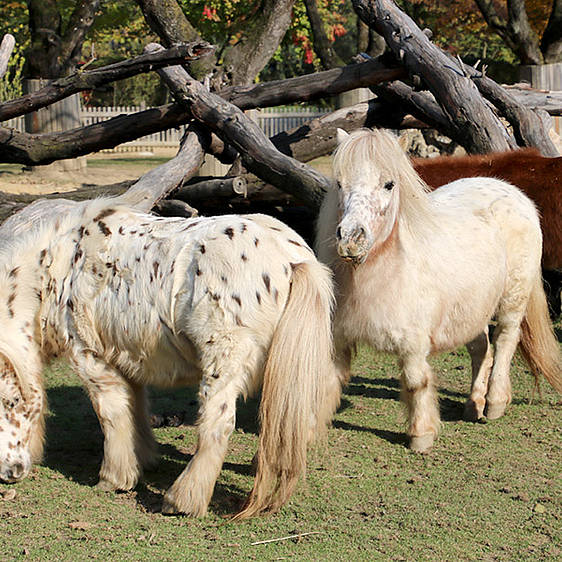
[0,342,560,561]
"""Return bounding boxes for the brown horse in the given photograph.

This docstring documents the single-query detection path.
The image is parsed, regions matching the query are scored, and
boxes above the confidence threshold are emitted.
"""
[413,149,562,316]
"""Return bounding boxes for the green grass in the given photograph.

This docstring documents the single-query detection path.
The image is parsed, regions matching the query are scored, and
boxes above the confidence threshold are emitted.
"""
[0,345,560,561]
[86,157,171,169]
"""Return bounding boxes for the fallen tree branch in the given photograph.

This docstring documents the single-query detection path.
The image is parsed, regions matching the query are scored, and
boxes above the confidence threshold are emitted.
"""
[147,42,331,209]
[352,0,514,153]
[463,63,559,156]
[0,42,215,122]
[219,59,405,108]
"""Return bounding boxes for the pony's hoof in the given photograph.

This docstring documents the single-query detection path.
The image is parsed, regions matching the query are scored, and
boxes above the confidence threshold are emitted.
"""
[161,497,181,516]
[161,491,207,517]
[409,434,434,453]
[463,399,485,422]
[485,402,507,420]
[96,479,118,492]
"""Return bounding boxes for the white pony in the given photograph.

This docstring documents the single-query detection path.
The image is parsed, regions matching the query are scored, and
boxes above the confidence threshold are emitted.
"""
[0,198,340,518]
[316,128,561,452]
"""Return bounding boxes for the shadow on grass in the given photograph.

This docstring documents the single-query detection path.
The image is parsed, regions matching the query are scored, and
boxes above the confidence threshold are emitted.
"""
[333,419,407,447]
[43,383,258,514]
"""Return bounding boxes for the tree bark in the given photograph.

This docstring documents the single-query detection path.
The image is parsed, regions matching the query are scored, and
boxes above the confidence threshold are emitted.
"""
[220,57,405,109]
[464,63,559,156]
[353,0,513,153]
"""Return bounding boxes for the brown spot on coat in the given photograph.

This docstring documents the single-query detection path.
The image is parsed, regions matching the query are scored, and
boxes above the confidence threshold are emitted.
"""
[98,221,111,236]
[224,227,234,239]
[262,273,271,293]
[94,208,116,222]
[200,243,206,254]
[288,239,303,247]
[232,294,242,306]
[241,252,248,262]
[256,291,262,305]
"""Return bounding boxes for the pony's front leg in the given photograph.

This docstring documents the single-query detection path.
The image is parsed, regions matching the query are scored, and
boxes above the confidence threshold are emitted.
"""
[400,354,439,452]
[162,375,238,517]
[464,328,494,421]
[130,382,159,470]
[71,351,140,491]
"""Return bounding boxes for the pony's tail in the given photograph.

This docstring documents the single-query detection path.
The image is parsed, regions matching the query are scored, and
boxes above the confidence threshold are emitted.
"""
[234,261,340,519]
[519,274,562,393]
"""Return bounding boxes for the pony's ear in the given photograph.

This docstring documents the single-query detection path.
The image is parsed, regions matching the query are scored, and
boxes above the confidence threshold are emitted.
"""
[336,128,349,145]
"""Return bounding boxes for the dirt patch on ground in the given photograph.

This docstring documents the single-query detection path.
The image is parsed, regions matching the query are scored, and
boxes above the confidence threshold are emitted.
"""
[0,150,176,196]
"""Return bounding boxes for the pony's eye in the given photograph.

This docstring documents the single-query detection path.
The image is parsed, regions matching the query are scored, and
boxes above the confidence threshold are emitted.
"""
[384,181,395,191]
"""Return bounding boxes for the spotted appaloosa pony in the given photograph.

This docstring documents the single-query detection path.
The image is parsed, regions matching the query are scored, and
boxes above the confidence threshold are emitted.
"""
[316,128,562,452]
[413,148,562,316]
[0,199,340,518]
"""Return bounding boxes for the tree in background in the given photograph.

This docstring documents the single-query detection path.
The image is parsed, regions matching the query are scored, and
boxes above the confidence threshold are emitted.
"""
[474,0,561,65]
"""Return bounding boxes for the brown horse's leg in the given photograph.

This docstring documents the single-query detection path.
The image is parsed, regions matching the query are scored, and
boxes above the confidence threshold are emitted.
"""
[464,328,494,421]
[400,353,439,452]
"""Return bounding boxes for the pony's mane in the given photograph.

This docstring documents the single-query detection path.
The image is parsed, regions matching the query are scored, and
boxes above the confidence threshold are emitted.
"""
[333,128,439,237]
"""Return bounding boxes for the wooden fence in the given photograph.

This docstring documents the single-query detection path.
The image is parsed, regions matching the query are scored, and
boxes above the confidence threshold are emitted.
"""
[4,105,329,152]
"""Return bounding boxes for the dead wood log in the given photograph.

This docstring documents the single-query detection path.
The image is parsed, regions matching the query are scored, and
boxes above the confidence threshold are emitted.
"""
[462,63,559,156]
[352,0,515,153]
[153,199,198,218]
[147,43,330,210]
[176,176,248,201]
[0,43,214,122]
[0,57,406,165]
[218,59,405,109]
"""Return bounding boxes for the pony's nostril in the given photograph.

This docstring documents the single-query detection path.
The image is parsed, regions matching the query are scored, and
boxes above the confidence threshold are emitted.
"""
[336,226,342,240]
[12,462,24,478]
[9,463,24,480]
[358,226,366,239]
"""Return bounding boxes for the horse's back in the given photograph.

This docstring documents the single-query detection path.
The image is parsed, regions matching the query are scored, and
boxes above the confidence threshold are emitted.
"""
[53,205,319,387]
[432,177,541,235]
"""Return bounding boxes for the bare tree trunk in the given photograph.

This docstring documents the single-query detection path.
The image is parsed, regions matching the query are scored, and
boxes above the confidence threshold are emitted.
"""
[304,0,345,68]
[541,0,562,63]
[26,0,101,78]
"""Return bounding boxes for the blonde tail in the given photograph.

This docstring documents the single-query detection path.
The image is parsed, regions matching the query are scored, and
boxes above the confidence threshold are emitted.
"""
[519,275,562,393]
[234,261,340,519]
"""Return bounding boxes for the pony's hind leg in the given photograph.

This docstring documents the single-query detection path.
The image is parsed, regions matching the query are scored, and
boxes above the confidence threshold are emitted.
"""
[485,319,521,419]
[400,353,439,452]
[464,328,494,421]
[162,372,240,517]
[72,350,140,491]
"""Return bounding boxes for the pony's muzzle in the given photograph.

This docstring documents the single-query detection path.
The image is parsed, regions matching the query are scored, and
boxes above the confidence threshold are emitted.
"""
[0,461,28,483]
[336,224,370,264]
